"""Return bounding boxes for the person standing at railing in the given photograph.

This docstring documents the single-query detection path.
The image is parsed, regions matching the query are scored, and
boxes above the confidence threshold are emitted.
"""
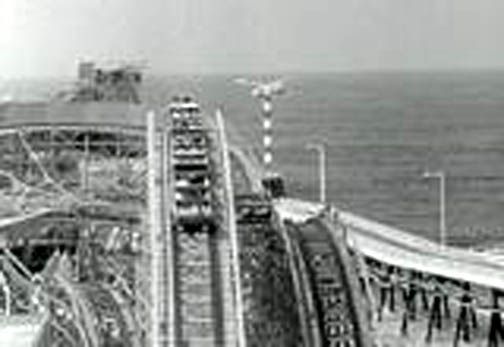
[408,272,421,321]
[487,289,504,347]
[425,277,448,342]
[389,266,398,313]
[418,272,430,311]
[453,282,478,346]
[441,277,451,320]
[400,273,414,336]
[373,265,387,322]
[376,265,396,321]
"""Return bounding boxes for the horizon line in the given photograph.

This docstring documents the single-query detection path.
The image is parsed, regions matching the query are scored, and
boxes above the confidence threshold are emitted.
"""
[3,65,504,81]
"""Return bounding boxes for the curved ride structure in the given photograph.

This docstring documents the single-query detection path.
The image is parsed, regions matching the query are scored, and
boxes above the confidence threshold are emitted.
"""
[1,62,502,347]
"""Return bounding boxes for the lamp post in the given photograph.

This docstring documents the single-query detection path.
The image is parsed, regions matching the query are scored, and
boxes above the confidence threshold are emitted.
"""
[423,171,446,249]
[306,143,326,205]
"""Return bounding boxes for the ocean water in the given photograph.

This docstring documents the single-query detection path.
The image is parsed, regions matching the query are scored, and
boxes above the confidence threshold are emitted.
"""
[3,71,504,248]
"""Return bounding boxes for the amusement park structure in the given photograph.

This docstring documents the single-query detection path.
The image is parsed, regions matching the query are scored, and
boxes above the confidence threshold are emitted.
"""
[0,62,502,347]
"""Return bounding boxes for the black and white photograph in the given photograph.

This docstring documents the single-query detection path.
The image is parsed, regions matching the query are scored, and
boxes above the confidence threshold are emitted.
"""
[1,0,504,346]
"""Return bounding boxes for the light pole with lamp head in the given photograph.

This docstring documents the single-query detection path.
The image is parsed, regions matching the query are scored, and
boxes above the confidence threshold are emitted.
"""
[423,170,446,250]
[306,142,327,205]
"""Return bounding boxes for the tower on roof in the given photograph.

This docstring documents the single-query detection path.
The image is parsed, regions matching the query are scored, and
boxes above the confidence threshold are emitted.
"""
[59,60,145,103]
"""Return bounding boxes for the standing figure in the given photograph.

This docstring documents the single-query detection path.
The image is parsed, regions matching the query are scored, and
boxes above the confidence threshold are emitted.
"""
[400,274,414,336]
[487,289,504,347]
[377,265,396,321]
[441,277,451,319]
[408,272,419,320]
[388,266,397,313]
[419,272,430,311]
[454,282,478,346]
[426,277,446,342]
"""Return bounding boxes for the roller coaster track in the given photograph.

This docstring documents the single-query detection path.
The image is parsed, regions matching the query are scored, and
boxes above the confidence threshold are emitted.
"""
[147,105,246,347]
[284,218,372,347]
[172,110,244,347]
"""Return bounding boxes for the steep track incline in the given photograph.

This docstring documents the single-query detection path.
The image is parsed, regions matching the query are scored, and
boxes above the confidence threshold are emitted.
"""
[165,102,242,347]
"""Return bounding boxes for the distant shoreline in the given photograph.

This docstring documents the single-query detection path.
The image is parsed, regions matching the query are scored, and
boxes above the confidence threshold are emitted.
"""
[4,66,504,81]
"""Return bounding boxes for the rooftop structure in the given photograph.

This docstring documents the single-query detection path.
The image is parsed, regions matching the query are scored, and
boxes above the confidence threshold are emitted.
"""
[57,61,144,103]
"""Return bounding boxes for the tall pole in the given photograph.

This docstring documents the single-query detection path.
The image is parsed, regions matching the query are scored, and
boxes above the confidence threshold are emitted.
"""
[423,171,446,249]
[261,97,273,173]
[306,143,326,204]
[440,173,446,249]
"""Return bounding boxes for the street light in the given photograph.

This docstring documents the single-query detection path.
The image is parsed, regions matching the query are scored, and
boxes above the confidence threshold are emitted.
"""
[423,170,446,249]
[306,142,326,204]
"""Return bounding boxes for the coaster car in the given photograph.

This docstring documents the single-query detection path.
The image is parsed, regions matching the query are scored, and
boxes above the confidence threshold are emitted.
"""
[172,153,210,171]
[173,200,215,233]
[261,173,286,198]
[175,170,211,190]
[235,194,272,224]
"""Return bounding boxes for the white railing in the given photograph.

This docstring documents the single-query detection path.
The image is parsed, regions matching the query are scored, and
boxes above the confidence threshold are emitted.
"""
[147,111,177,347]
[215,109,247,347]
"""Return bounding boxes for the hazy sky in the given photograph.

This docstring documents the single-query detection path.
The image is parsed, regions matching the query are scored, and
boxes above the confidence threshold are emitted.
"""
[1,0,504,77]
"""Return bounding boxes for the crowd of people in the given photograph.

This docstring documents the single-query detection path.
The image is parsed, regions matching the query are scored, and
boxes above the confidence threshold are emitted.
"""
[362,261,504,346]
